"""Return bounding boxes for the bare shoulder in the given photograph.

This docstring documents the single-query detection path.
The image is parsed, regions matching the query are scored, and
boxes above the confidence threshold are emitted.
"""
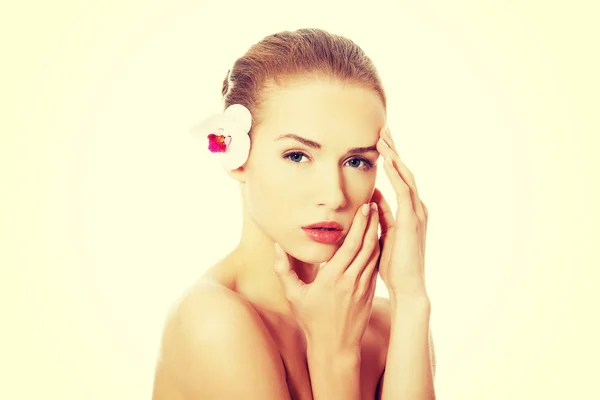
[371,296,392,341]
[152,280,291,400]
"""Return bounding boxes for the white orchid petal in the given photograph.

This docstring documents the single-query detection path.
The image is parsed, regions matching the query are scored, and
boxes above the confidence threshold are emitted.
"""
[191,104,252,170]
[190,114,230,138]
[220,129,250,170]
[224,104,252,133]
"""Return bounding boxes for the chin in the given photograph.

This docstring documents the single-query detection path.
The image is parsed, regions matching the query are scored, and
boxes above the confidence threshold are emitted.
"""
[291,241,340,265]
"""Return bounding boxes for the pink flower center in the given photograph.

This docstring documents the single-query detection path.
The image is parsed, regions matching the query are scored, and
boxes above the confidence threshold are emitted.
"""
[207,133,230,153]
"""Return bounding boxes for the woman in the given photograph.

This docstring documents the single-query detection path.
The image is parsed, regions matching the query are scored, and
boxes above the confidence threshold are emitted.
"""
[152,28,436,400]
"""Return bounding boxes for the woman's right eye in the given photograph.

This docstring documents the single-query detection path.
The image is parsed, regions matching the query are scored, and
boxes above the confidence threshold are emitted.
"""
[283,152,309,163]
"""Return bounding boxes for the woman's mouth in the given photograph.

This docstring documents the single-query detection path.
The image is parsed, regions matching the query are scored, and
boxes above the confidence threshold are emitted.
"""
[301,223,343,244]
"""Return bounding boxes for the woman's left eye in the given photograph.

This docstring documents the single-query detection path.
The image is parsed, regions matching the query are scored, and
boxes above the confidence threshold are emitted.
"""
[346,157,373,170]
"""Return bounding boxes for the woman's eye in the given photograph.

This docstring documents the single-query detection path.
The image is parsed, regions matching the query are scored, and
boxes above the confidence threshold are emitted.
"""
[283,152,373,170]
[346,157,373,170]
[284,152,308,163]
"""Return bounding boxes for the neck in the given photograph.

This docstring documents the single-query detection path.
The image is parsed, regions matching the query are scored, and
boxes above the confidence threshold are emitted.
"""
[226,201,321,317]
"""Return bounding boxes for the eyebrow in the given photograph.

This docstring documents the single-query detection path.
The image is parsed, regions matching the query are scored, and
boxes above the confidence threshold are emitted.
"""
[275,133,378,154]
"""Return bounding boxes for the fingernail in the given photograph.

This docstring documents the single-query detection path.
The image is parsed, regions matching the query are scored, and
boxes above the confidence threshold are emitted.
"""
[361,203,370,216]
[274,242,282,256]
[371,202,377,211]
[385,156,393,166]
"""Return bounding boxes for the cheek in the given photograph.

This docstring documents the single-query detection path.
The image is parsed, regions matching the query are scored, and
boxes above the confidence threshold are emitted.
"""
[246,166,293,220]
[343,172,377,202]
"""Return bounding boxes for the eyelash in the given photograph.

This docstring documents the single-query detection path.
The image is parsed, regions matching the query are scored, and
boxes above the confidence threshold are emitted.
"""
[282,151,374,171]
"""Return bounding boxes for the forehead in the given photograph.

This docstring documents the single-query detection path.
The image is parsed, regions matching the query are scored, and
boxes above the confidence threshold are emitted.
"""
[256,79,386,142]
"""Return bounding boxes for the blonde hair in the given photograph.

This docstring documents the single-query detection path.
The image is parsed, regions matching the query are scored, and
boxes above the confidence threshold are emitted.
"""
[221,28,387,134]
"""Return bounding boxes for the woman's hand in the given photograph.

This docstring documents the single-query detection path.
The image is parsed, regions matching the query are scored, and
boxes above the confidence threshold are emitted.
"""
[273,202,380,354]
[374,126,429,298]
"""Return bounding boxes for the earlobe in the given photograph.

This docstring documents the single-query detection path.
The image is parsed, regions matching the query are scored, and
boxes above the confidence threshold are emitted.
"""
[225,166,247,183]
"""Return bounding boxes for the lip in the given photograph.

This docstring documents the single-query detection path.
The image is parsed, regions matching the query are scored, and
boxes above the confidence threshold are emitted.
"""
[302,221,344,244]
[302,221,343,230]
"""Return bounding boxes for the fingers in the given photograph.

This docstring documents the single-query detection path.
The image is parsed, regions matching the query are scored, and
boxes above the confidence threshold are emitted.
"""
[320,203,371,280]
[377,127,426,224]
[273,243,304,300]
[371,187,395,268]
[345,202,379,280]
[364,254,379,302]
[381,152,419,231]
[357,236,380,297]
[371,188,395,237]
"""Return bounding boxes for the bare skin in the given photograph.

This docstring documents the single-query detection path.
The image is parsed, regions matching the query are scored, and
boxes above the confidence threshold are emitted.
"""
[152,262,392,400]
[153,79,395,399]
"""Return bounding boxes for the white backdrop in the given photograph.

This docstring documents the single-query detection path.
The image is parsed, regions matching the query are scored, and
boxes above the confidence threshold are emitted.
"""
[2,0,599,399]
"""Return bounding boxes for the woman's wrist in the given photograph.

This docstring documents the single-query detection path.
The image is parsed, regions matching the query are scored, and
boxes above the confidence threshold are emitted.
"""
[387,282,430,305]
[306,340,361,367]
[306,342,361,400]
[305,333,362,363]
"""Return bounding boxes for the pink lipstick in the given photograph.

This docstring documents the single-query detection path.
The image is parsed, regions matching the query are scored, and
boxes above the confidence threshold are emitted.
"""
[302,221,344,244]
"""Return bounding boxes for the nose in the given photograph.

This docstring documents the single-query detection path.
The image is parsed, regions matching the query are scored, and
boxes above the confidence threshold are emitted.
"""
[315,165,347,210]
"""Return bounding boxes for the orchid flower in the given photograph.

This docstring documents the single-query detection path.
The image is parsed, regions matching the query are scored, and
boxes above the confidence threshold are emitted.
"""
[191,104,252,170]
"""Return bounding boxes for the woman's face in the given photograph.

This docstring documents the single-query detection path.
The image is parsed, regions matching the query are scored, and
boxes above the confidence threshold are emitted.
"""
[241,78,386,264]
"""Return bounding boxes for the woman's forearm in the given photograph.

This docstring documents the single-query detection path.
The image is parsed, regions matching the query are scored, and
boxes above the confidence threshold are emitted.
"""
[306,344,361,400]
[380,294,435,400]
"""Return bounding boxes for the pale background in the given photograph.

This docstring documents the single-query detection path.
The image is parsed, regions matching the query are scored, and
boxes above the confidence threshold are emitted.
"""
[2,0,598,399]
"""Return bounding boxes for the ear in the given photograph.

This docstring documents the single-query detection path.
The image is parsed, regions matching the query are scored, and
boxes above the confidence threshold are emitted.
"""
[225,165,247,183]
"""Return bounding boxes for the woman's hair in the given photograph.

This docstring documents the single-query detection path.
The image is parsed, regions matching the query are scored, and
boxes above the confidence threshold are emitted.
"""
[221,28,387,133]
